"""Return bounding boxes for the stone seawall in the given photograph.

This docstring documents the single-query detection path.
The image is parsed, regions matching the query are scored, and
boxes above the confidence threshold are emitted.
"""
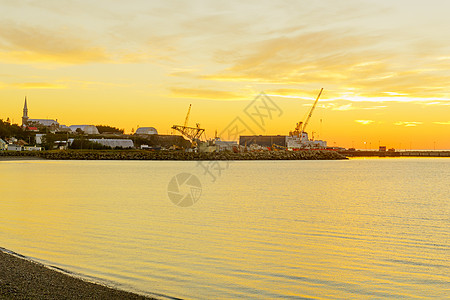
[0,150,346,160]
[339,150,450,157]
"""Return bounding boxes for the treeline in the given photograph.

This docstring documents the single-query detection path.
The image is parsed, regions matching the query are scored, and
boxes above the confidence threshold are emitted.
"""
[41,134,112,150]
[95,125,124,134]
[0,119,31,140]
[69,138,112,150]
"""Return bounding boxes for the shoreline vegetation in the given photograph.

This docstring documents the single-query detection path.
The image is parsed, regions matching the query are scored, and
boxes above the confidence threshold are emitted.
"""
[0,149,346,160]
[0,248,153,300]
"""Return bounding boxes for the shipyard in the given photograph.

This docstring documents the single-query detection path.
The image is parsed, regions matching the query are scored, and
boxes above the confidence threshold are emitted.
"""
[1,2,449,300]
[1,88,448,159]
[2,89,342,156]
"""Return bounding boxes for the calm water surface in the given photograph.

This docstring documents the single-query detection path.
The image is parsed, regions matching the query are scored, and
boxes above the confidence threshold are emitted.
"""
[0,158,448,299]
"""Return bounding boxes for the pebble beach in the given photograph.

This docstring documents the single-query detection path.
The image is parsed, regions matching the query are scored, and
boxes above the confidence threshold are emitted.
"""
[0,248,153,300]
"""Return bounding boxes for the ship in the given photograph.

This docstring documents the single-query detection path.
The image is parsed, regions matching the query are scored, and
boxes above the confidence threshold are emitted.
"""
[286,131,327,150]
[239,88,329,150]
[286,88,328,150]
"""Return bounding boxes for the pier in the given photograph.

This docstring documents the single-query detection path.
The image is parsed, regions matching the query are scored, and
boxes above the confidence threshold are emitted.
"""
[0,149,346,160]
[339,150,450,157]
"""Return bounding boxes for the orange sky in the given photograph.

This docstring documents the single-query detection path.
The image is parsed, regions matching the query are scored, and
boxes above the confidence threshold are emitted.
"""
[0,0,449,149]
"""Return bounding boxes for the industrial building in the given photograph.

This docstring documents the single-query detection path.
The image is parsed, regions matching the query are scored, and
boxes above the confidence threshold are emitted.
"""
[135,127,158,135]
[239,89,329,150]
[88,139,134,149]
[67,138,134,149]
[215,140,239,151]
[69,125,100,135]
[239,135,287,147]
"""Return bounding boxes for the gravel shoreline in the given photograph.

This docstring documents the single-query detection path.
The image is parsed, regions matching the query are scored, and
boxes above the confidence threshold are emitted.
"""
[0,248,154,299]
[0,156,45,161]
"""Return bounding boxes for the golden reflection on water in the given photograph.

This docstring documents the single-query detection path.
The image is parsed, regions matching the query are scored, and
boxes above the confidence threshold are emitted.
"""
[0,159,448,299]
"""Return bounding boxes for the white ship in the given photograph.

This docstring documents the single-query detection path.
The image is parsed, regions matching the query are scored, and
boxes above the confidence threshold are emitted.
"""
[286,132,327,150]
[287,88,328,150]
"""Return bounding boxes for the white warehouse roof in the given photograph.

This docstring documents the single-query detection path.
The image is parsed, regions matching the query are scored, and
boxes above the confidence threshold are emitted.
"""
[89,139,134,148]
[70,125,100,135]
[28,119,59,127]
[135,127,158,135]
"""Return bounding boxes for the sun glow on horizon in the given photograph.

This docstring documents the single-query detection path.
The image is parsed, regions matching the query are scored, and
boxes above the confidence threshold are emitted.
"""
[0,1,449,149]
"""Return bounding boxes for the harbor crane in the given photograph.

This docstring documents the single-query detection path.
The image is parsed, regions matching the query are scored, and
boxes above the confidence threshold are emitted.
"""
[183,104,192,128]
[289,88,323,137]
[172,104,205,145]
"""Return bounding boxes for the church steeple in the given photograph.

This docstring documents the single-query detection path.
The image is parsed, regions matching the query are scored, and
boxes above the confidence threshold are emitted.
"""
[22,97,29,126]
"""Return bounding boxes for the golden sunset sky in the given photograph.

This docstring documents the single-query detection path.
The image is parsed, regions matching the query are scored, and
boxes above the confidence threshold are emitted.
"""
[0,0,449,149]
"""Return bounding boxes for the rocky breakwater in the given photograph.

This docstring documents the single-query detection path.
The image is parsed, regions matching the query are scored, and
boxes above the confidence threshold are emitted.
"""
[1,150,347,160]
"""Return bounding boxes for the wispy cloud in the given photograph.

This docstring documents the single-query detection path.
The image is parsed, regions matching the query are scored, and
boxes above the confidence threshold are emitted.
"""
[12,82,66,89]
[355,120,374,125]
[168,68,201,78]
[319,102,387,111]
[332,104,353,111]
[394,121,423,127]
[0,21,176,65]
[433,121,450,125]
[3,79,128,90]
[205,29,378,84]
[362,105,388,110]
[0,21,110,64]
[383,91,408,96]
[59,79,131,89]
[170,87,243,100]
[202,22,450,103]
[336,95,450,104]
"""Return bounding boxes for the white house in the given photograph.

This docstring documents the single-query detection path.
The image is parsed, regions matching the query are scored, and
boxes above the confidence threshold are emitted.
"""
[6,144,22,151]
[0,138,6,150]
[35,134,45,145]
[24,146,42,151]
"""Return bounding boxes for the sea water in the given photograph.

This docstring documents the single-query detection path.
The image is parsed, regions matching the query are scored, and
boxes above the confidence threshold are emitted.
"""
[0,158,448,299]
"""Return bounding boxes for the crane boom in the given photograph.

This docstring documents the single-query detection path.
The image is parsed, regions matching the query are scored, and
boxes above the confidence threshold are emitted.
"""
[172,104,205,143]
[184,104,192,128]
[301,88,323,134]
[172,124,205,141]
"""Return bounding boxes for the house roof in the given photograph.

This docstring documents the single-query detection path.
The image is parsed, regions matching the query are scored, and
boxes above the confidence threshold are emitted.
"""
[28,119,59,126]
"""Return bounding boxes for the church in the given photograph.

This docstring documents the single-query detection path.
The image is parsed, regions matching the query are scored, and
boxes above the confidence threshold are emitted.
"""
[22,97,60,128]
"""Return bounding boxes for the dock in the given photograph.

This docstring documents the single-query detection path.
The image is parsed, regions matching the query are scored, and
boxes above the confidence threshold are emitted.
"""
[339,150,450,157]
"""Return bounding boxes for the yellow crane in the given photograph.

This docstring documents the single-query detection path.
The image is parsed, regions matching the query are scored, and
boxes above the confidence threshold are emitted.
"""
[289,88,323,137]
[172,104,205,145]
[184,104,191,128]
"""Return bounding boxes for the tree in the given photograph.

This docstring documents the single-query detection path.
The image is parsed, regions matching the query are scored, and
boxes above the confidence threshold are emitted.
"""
[69,138,111,150]
[96,125,124,134]
[41,133,70,150]
[0,119,31,140]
